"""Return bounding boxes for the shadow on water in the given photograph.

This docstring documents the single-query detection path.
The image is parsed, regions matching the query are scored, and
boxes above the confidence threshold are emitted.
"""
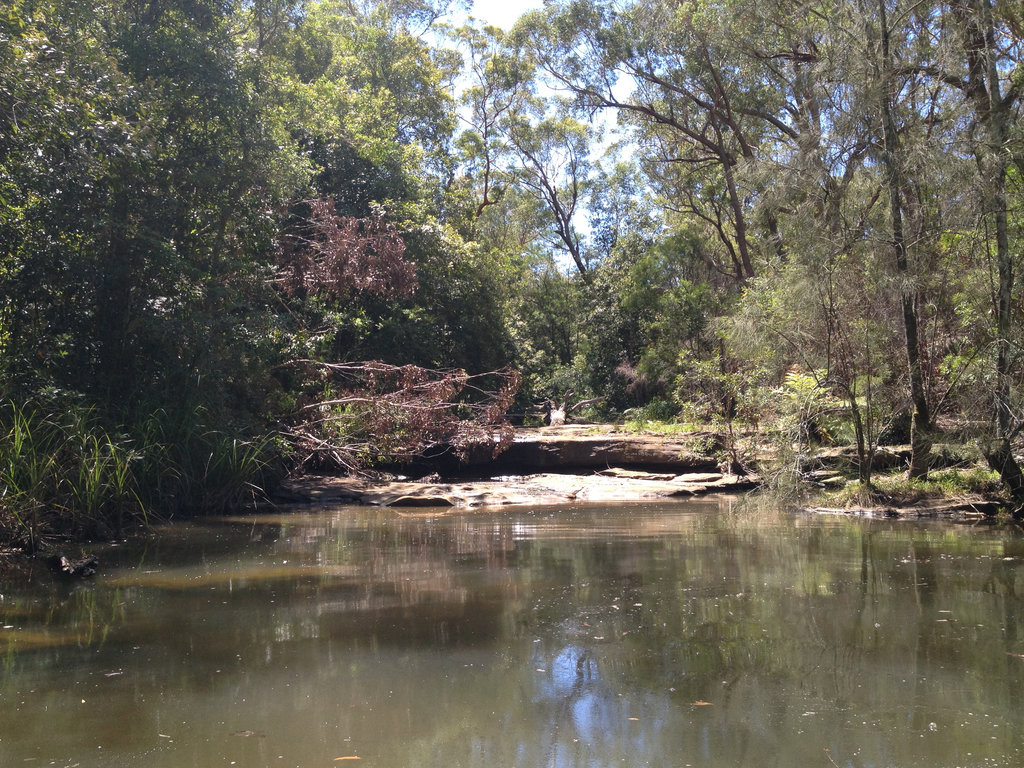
[2,496,1024,766]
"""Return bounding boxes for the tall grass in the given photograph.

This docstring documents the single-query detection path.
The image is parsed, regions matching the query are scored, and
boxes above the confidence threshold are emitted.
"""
[0,402,141,549]
[0,404,55,551]
[133,406,279,516]
[0,400,280,551]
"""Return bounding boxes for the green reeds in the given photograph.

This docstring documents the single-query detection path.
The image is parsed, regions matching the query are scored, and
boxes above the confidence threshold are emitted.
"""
[64,431,143,534]
[133,406,279,515]
[0,401,143,548]
[199,432,277,512]
[0,404,56,551]
[0,399,281,550]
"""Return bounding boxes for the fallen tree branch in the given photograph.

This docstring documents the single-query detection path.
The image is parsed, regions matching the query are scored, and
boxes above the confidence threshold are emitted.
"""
[282,360,521,472]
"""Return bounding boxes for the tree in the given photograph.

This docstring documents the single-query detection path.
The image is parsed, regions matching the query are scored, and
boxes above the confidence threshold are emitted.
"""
[0,0,521,526]
[938,0,1024,504]
[455,22,597,275]
[513,0,800,284]
[276,0,517,376]
[504,111,594,275]
[454,23,531,222]
[857,0,939,478]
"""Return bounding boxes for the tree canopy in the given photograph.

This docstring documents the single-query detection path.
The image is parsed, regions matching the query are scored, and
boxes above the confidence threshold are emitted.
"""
[1,0,1024,540]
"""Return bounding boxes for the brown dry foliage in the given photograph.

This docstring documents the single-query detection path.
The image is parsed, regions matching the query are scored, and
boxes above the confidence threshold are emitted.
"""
[276,199,416,299]
[285,361,521,472]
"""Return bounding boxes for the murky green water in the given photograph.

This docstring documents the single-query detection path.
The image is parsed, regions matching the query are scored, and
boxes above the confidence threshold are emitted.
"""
[2,497,1024,767]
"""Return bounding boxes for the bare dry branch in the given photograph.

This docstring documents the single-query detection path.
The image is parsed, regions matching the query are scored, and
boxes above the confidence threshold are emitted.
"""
[282,361,521,473]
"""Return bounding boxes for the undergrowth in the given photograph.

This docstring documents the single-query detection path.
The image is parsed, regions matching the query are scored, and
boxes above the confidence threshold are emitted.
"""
[823,465,1004,508]
[616,415,718,437]
[621,419,707,435]
[0,399,279,552]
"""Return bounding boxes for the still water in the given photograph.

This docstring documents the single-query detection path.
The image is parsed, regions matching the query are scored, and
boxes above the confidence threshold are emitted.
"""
[2,496,1024,767]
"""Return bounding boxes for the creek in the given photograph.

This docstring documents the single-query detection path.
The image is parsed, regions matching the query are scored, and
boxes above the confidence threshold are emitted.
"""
[2,496,1024,767]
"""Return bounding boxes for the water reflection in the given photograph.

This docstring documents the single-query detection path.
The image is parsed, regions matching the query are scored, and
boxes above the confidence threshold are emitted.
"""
[1,498,1024,766]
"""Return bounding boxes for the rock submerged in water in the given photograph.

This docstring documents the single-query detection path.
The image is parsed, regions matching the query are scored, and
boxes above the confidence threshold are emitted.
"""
[388,494,456,507]
[48,554,99,578]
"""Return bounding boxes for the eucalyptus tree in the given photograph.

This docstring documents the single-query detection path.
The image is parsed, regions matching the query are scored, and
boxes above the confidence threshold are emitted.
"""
[456,20,599,275]
[503,109,595,275]
[512,0,801,284]
[455,23,532,222]
[931,0,1024,503]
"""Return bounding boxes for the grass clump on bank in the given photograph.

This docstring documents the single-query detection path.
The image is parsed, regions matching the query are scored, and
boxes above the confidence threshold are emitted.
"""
[618,417,709,436]
[0,399,278,553]
[821,465,1005,509]
[0,401,142,551]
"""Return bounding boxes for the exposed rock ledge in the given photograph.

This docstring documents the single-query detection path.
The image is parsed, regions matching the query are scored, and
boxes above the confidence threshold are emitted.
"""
[274,426,744,508]
[805,496,1003,520]
[277,469,755,509]
[417,425,722,474]
[272,426,1011,518]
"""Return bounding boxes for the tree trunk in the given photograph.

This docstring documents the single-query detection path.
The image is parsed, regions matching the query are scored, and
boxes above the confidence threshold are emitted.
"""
[950,0,1022,502]
[721,156,755,281]
[876,0,932,478]
[985,439,1024,513]
[849,394,871,487]
[983,123,1021,507]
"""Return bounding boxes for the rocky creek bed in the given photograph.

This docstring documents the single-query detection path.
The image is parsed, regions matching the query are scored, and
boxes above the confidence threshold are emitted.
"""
[277,468,756,508]
[274,426,1006,519]
[276,425,750,507]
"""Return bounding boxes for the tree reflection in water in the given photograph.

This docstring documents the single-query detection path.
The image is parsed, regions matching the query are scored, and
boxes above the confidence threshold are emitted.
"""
[2,500,1024,767]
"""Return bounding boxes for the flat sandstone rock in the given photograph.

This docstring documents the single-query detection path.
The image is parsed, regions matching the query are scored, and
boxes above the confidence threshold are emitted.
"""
[278,470,755,509]
[274,427,751,508]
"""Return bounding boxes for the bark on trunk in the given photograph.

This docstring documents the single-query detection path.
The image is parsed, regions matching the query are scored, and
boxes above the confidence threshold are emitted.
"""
[985,439,1024,514]
[876,0,932,478]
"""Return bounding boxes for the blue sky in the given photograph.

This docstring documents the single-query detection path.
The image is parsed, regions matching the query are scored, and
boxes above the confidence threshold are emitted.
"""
[465,0,543,30]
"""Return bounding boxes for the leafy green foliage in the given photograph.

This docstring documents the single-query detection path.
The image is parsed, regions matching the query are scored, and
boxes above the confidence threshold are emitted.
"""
[3,0,1024,540]
[0,400,143,548]
[0,0,522,546]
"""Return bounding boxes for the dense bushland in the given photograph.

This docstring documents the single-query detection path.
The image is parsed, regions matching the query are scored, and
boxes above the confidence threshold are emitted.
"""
[1,0,1022,547]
